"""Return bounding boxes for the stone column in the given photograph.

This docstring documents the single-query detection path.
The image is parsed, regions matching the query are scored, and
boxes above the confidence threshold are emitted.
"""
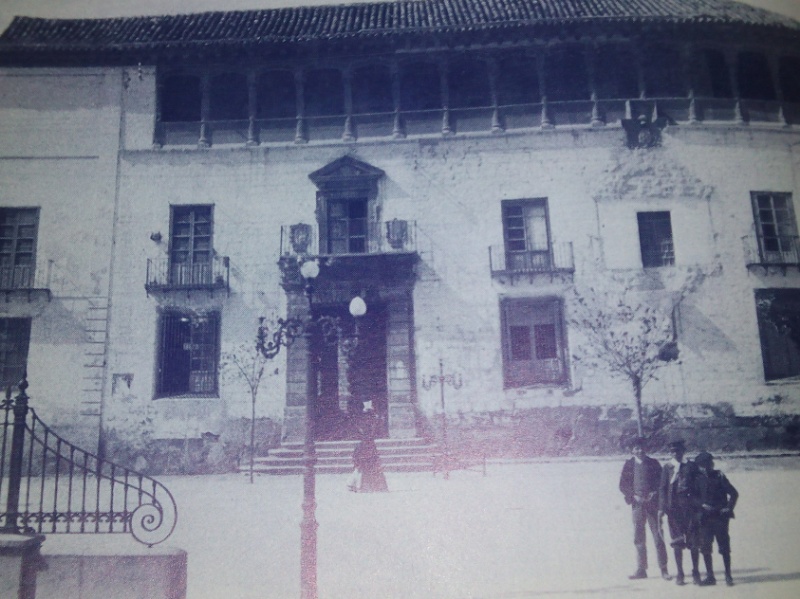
[386,293,416,438]
[283,286,312,443]
[198,73,211,147]
[0,534,45,599]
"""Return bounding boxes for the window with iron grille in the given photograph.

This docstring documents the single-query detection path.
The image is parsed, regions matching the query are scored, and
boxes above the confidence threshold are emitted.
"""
[327,198,368,254]
[0,208,38,289]
[755,289,800,381]
[502,199,551,272]
[157,311,220,396]
[170,205,213,285]
[637,211,675,268]
[0,318,31,392]
[752,192,798,263]
[501,298,567,388]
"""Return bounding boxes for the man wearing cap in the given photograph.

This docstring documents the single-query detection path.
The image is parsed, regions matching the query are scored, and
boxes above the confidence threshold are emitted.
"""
[619,437,670,580]
[659,440,700,585]
[693,451,738,586]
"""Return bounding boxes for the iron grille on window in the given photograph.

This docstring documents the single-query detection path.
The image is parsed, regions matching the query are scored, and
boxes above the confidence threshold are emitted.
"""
[158,312,219,396]
[637,211,675,267]
[0,318,31,391]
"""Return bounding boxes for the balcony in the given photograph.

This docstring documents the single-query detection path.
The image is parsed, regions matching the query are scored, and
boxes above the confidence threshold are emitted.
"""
[0,264,51,301]
[280,220,417,258]
[489,243,575,284]
[743,234,800,274]
[279,220,418,285]
[145,255,230,295]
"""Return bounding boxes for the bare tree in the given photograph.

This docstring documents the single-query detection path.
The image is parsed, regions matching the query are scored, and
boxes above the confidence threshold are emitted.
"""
[570,267,713,437]
[221,339,271,483]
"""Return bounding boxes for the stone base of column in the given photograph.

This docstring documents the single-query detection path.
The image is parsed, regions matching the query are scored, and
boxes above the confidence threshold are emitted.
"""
[282,405,309,444]
[388,403,417,438]
[0,533,46,599]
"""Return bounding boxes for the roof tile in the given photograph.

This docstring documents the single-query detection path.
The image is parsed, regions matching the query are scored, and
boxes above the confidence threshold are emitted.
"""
[0,0,797,54]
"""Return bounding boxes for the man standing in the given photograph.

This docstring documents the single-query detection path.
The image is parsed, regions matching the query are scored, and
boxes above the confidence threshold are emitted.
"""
[693,451,738,586]
[619,437,670,580]
[659,440,700,585]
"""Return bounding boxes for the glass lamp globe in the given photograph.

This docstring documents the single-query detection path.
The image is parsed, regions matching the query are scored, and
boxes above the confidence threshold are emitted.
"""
[349,296,367,317]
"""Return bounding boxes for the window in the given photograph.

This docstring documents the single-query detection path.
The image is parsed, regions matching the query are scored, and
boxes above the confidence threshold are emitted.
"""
[328,198,368,254]
[157,311,220,396]
[637,211,675,267]
[594,45,639,100]
[352,65,393,115]
[170,205,213,285]
[502,199,550,271]
[0,208,38,289]
[695,49,733,99]
[779,57,800,103]
[755,289,800,381]
[209,73,248,121]
[546,46,589,101]
[501,298,567,387]
[642,45,685,98]
[400,62,441,111]
[160,74,201,122]
[0,318,31,391]
[449,57,491,109]
[737,52,776,101]
[305,69,344,117]
[752,192,798,263]
[495,52,539,106]
[256,70,296,119]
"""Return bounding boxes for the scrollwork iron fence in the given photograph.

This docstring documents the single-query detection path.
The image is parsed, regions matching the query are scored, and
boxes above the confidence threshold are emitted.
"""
[0,376,177,546]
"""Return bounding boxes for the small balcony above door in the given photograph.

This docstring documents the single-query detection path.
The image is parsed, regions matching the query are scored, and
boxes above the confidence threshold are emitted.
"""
[145,254,230,296]
[280,220,417,258]
[0,263,52,302]
[489,242,575,284]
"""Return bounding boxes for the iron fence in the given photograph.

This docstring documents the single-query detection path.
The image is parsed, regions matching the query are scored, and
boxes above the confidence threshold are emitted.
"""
[0,377,177,546]
[489,242,575,275]
[280,220,417,257]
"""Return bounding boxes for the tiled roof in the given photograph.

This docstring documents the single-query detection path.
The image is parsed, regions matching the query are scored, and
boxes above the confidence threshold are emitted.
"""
[0,0,798,52]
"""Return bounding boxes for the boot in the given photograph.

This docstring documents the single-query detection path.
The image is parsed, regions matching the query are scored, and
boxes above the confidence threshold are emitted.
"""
[674,549,685,585]
[691,549,701,585]
[700,552,715,585]
[628,570,647,580]
[723,552,734,586]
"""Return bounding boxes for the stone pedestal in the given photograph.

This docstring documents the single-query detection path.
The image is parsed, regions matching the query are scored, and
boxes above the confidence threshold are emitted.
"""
[0,533,46,599]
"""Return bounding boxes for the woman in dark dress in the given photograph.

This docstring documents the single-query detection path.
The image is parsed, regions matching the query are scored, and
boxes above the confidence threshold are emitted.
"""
[351,409,388,492]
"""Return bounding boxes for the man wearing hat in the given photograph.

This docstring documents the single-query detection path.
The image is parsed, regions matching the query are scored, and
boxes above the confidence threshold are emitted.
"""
[619,437,670,580]
[693,451,738,586]
[659,440,700,585]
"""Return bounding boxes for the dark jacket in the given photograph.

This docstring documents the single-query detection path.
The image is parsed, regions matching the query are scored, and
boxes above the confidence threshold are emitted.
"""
[619,455,662,505]
[693,469,738,518]
[659,460,698,513]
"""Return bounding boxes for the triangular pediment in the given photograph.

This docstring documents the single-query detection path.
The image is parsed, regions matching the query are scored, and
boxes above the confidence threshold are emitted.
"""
[309,155,385,190]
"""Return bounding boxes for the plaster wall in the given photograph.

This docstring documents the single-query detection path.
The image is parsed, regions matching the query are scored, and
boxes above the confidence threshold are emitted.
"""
[0,67,123,448]
[107,123,800,448]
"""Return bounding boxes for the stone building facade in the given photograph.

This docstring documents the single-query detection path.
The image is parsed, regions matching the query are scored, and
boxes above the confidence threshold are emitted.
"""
[1,0,799,470]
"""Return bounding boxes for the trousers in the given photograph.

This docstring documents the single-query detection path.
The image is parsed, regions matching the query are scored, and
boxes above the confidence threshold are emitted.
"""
[632,500,668,572]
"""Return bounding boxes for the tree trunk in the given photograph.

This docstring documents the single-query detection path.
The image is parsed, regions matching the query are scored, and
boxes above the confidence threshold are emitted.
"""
[633,375,643,437]
[250,396,256,484]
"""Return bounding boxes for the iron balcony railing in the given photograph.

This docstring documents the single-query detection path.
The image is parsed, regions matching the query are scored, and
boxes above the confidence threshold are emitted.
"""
[280,220,417,257]
[0,377,177,546]
[489,242,575,276]
[743,234,800,267]
[145,254,230,293]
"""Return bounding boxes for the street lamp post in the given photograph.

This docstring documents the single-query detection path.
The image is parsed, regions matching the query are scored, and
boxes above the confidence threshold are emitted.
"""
[256,259,365,599]
[422,359,462,479]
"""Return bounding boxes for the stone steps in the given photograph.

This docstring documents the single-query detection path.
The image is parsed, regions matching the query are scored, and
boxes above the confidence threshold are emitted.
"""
[239,437,438,475]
